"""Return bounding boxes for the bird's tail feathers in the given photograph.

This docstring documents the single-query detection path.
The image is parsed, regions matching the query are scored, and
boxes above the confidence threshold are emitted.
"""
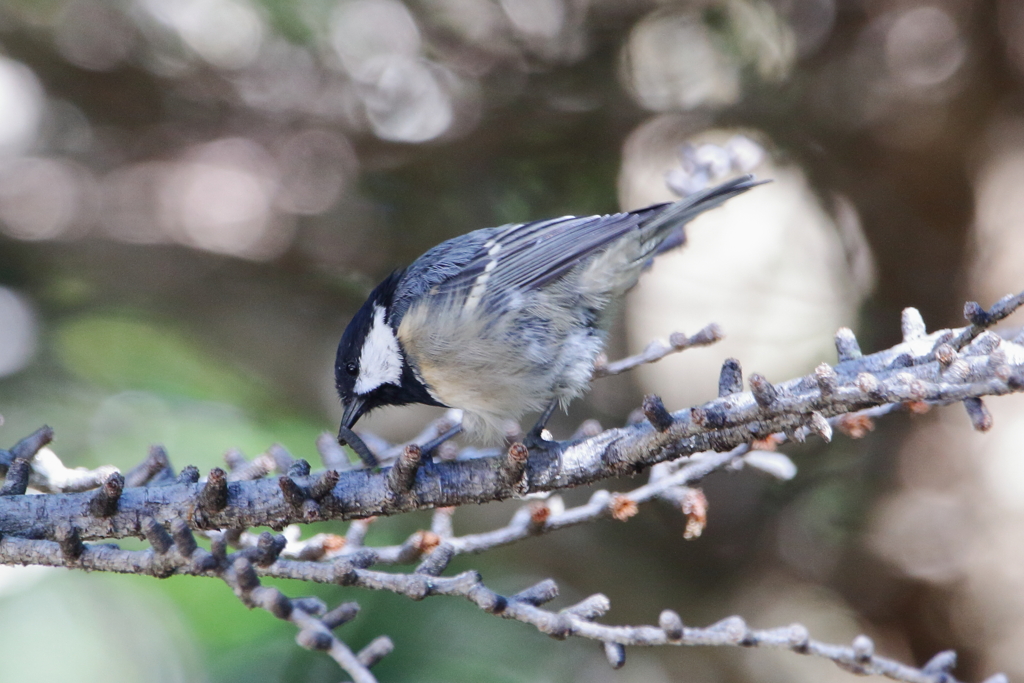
[639,174,765,247]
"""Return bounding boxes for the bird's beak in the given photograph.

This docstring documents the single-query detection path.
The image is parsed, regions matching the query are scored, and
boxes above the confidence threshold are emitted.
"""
[340,396,367,434]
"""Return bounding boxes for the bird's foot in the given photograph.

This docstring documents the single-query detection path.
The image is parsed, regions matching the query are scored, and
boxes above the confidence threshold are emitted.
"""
[522,401,558,452]
[521,426,555,453]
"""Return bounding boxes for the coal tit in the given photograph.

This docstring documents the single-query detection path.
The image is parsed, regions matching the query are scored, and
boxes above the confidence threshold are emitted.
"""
[336,175,760,449]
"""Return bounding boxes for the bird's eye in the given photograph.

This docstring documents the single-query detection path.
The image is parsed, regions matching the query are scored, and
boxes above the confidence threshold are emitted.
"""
[346,362,358,376]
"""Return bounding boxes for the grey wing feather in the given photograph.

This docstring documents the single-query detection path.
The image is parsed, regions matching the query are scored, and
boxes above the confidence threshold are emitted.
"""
[389,226,503,322]
[424,211,658,301]
[392,175,761,319]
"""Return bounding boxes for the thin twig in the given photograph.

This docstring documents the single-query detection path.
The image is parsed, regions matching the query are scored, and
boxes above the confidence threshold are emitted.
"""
[0,533,993,683]
[592,324,723,378]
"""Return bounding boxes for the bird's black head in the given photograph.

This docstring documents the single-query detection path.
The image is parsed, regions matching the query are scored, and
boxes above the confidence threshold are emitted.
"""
[335,270,441,436]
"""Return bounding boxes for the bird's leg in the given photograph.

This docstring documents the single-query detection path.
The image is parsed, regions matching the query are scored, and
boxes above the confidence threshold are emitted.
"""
[421,422,463,456]
[523,401,558,451]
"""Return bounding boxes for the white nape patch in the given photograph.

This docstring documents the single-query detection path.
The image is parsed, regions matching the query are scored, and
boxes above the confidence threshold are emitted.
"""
[355,305,403,394]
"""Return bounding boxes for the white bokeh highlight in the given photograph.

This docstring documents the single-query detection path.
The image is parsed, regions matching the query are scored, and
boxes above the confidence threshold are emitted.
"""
[141,0,264,70]
[620,121,874,408]
[158,138,292,259]
[0,57,44,157]
[0,287,39,378]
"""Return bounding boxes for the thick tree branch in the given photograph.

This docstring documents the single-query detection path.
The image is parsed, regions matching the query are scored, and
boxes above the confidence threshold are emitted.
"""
[1,308,1022,542]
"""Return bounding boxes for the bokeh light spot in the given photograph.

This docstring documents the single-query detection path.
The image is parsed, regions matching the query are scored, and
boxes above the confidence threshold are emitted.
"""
[357,56,454,142]
[500,0,565,39]
[885,5,965,90]
[54,1,136,71]
[142,0,264,70]
[0,157,90,241]
[330,0,422,73]
[622,11,741,111]
[160,138,289,259]
[0,57,44,157]
[0,287,38,378]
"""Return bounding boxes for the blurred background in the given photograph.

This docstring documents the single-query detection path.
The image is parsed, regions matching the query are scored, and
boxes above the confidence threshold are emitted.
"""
[1,0,1024,681]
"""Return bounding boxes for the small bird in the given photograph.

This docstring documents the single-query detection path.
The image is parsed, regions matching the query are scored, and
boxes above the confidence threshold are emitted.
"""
[336,175,760,453]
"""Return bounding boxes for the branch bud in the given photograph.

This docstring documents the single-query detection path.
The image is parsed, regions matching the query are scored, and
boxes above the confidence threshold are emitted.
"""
[310,469,339,501]
[415,543,455,576]
[855,372,880,396]
[922,650,957,675]
[322,602,360,630]
[171,519,198,557]
[254,531,287,566]
[964,300,990,326]
[252,585,293,619]
[787,624,810,650]
[198,468,229,513]
[604,642,626,669]
[834,327,862,362]
[749,374,777,408]
[296,628,333,651]
[232,557,260,592]
[357,636,395,668]
[388,444,422,494]
[511,579,559,606]
[852,634,874,662]
[964,398,993,432]
[560,594,610,621]
[143,518,174,554]
[807,411,832,443]
[684,322,723,347]
[814,363,837,396]
[659,610,684,641]
[712,615,749,644]
[267,444,295,473]
[176,465,200,484]
[301,498,321,522]
[287,459,311,478]
[935,343,957,368]
[9,425,53,463]
[279,475,308,509]
[54,522,84,561]
[718,358,743,397]
[0,458,30,496]
[642,395,673,432]
[498,442,529,494]
[88,472,124,517]
[124,445,171,487]
[901,307,926,341]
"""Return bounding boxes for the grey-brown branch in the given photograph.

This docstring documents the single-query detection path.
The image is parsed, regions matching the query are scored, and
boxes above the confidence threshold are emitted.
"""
[1,295,1023,683]
[1,307,1021,541]
[0,523,1007,683]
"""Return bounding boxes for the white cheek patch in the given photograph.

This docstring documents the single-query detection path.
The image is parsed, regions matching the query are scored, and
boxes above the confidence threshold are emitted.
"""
[355,305,403,394]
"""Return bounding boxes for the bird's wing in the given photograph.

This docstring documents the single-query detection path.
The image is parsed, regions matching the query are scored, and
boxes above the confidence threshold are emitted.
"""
[389,210,657,322]
[392,176,760,320]
[420,175,761,303]
[426,209,660,302]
